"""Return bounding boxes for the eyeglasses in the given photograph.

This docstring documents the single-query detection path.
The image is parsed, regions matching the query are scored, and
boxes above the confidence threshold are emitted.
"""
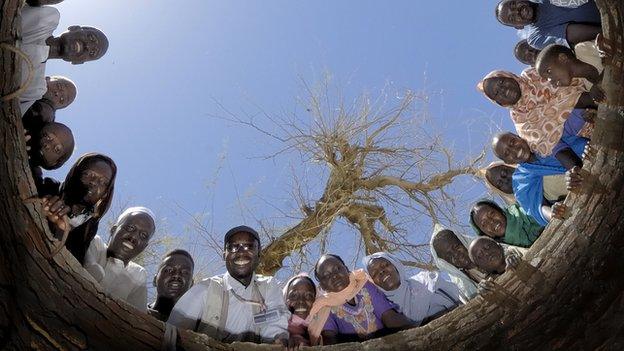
[225,242,257,253]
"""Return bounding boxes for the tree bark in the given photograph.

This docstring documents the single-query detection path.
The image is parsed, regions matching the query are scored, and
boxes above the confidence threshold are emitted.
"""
[1,0,623,350]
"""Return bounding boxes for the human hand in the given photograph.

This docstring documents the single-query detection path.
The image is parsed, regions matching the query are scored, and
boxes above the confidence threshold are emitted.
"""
[42,195,70,233]
[582,144,597,162]
[551,202,567,220]
[505,251,522,271]
[566,166,583,192]
[478,278,496,298]
[589,85,606,104]
[285,335,308,351]
[581,108,597,124]
[24,129,32,156]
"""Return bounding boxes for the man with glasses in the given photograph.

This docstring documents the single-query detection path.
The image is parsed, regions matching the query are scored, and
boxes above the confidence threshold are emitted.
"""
[167,226,289,345]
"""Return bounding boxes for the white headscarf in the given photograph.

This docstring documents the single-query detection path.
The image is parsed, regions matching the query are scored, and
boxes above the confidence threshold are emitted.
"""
[430,224,478,303]
[115,206,156,225]
[362,252,441,325]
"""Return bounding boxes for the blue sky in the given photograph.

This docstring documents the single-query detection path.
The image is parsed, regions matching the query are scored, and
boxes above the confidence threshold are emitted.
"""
[44,0,527,284]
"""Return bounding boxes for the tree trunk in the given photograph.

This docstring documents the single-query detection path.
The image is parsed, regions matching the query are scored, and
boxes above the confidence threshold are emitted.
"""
[1,0,623,350]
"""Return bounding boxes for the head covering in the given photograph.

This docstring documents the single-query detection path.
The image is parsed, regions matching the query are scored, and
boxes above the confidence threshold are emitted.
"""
[362,252,439,325]
[477,161,517,205]
[429,224,478,303]
[282,273,316,336]
[116,206,156,225]
[223,225,261,248]
[306,269,368,345]
[477,67,588,157]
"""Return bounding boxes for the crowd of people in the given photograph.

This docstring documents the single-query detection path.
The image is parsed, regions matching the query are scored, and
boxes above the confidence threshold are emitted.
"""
[15,0,610,349]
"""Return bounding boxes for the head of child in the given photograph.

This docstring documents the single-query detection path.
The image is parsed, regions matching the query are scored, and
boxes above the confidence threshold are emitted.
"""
[486,164,515,194]
[492,132,532,164]
[154,250,194,302]
[471,201,507,239]
[366,256,401,292]
[481,74,522,107]
[468,237,506,274]
[285,276,316,320]
[63,154,116,209]
[223,226,261,285]
[107,207,156,264]
[535,44,577,87]
[514,40,541,66]
[32,122,74,170]
[315,254,350,293]
[496,0,538,29]
[50,26,109,64]
[43,76,76,109]
[431,229,475,270]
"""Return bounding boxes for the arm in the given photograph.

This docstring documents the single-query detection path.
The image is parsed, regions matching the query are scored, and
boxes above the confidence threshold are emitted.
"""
[555,148,583,170]
[575,92,598,109]
[566,23,601,46]
[83,236,106,282]
[380,309,415,329]
[127,283,148,312]
[320,330,338,345]
[167,283,207,331]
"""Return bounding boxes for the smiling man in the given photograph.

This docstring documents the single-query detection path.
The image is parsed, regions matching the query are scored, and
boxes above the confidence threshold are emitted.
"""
[148,250,194,321]
[167,226,289,345]
[83,206,156,311]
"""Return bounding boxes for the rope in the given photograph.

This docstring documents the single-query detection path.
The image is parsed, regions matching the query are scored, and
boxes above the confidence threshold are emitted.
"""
[0,42,34,102]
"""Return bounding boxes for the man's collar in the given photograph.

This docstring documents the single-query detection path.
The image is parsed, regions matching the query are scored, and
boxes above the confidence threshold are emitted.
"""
[223,271,256,291]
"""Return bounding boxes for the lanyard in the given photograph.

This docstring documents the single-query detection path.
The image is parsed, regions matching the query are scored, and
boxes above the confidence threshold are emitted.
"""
[229,280,267,312]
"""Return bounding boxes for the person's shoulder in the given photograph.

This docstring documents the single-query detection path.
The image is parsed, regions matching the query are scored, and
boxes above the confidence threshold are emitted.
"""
[127,261,148,281]
[254,274,277,286]
[22,4,60,23]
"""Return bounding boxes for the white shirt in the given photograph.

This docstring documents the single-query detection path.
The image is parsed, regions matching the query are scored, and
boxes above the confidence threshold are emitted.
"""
[19,5,60,115]
[168,272,288,342]
[83,235,148,312]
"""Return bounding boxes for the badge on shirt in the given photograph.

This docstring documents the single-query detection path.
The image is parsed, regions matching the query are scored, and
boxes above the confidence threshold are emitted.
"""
[253,308,282,326]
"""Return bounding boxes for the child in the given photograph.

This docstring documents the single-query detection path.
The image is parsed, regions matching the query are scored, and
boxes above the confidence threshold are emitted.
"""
[468,237,523,276]
[478,68,594,160]
[148,250,195,321]
[307,254,412,345]
[480,161,517,205]
[469,199,544,248]
[25,121,74,171]
[283,273,316,347]
[491,132,583,225]
[514,39,541,66]
[84,207,156,311]
[39,153,117,264]
[430,225,486,303]
[363,252,461,326]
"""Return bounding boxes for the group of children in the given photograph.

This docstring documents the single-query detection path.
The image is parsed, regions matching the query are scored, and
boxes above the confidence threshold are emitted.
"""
[14,0,612,349]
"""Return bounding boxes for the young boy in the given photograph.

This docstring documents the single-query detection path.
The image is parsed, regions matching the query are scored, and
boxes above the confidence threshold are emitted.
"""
[148,250,195,321]
[84,207,156,311]
[514,39,541,66]
[468,237,523,276]
[495,0,601,49]
[25,120,74,170]
[469,199,544,248]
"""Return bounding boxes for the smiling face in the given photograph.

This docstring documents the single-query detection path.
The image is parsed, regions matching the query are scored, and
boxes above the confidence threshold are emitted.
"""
[108,211,155,262]
[473,203,507,238]
[43,76,77,109]
[285,277,316,320]
[58,26,109,64]
[224,231,260,282]
[469,237,506,274]
[155,253,194,301]
[497,0,537,28]
[483,77,522,107]
[78,159,113,206]
[514,40,541,66]
[316,255,350,293]
[432,230,473,270]
[36,122,74,169]
[492,132,532,164]
[539,54,573,87]
[367,257,401,291]
[485,165,515,194]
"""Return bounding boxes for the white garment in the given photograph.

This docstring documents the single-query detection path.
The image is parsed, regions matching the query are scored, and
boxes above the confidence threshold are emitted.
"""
[18,5,59,115]
[575,40,604,73]
[362,252,461,326]
[430,224,479,304]
[83,235,148,311]
[168,272,288,342]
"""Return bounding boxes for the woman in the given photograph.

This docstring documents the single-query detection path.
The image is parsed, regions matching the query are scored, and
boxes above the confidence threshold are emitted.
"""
[283,273,316,348]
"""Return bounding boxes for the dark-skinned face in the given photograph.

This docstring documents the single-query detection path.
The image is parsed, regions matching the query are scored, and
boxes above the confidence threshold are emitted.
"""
[36,123,73,169]
[483,77,522,107]
[43,77,76,109]
[57,26,108,64]
[433,230,473,269]
[498,0,537,28]
[316,255,350,293]
[486,165,514,194]
[78,159,113,206]
[515,40,540,66]
[367,257,401,291]
[285,277,316,320]
[154,254,194,300]
[473,204,507,238]
[224,232,260,281]
[540,55,573,87]
[493,133,532,164]
[469,238,506,274]
[108,212,155,262]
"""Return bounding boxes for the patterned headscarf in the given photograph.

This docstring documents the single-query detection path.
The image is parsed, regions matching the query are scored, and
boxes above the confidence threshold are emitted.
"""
[477,67,589,157]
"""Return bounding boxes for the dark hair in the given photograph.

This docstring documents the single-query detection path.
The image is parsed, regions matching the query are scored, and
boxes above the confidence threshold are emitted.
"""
[314,254,347,279]
[470,200,505,239]
[287,276,316,295]
[535,44,575,76]
[163,249,195,269]
[495,1,505,24]
[431,229,459,253]
[491,132,518,160]
[47,122,75,169]
[514,40,540,65]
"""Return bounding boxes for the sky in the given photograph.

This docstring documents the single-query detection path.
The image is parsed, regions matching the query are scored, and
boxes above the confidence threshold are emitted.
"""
[44,0,528,288]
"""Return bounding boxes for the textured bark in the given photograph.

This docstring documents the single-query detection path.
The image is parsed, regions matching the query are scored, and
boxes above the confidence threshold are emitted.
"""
[1,0,623,350]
